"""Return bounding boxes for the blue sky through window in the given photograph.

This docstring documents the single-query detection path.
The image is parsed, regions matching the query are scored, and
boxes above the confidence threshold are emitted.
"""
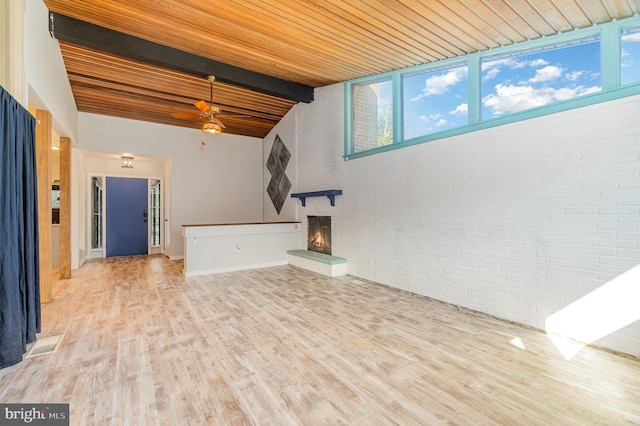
[481,40,601,119]
[352,22,640,155]
[401,40,602,140]
[622,27,640,85]
[403,65,468,140]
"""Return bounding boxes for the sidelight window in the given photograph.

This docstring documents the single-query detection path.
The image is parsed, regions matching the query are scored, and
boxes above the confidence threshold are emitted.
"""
[150,179,161,247]
[90,176,103,249]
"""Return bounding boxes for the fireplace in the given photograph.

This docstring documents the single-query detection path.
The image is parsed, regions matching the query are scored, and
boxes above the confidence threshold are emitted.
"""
[307,216,331,255]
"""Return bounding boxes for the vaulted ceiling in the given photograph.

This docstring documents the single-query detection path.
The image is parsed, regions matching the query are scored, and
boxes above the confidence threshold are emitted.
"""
[43,0,640,138]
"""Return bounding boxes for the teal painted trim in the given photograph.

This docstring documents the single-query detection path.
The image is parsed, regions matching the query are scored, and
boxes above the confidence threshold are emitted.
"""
[602,24,619,90]
[345,82,640,161]
[393,73,403,143]
[348,68,403,85]
[344,82,353,156]
[482,28,601,59]
[619,18,640,33]
[467,54,480,124]
[287,249,347,265]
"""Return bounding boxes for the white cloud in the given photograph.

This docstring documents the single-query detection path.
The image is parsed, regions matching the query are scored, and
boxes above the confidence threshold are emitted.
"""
[482,57,548,81]
[621,47,630,59]
[528,65,563,83]
[449,103,468,116]
[496,58,527,69]
[419,115,429,123]
[482,83,601,116]
[565,71,582,81]
[529,59,548,67]
[622,32,640,42]
[411,67,467,101]
[436,119,449,127]
[483,67,500,81]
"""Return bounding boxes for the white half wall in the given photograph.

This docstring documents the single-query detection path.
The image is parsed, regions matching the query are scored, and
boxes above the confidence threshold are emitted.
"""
[287,83,640,358]
[182,222,302,277]
[78,113,264,259]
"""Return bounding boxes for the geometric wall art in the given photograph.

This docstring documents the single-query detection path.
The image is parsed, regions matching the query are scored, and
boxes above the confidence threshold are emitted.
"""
[266,134,291,215]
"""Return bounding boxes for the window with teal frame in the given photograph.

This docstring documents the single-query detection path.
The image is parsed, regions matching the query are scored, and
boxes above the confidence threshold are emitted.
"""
[621,26,640,85]
[344,16,640,160]
[351,77,393,154]
[481,37,600,120]
[403,63,468,140]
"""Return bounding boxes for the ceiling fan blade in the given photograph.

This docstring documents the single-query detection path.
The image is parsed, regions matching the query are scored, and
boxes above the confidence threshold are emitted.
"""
[213,118,226,128]
[217,114,252,118]
[172,111,202,119]
[194,100,211,113]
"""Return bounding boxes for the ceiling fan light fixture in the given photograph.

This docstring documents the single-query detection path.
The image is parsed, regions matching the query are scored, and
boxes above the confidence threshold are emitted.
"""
[202,120,221,134]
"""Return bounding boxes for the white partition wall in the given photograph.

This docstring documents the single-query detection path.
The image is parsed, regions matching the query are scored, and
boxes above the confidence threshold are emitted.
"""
[182,222,302,277]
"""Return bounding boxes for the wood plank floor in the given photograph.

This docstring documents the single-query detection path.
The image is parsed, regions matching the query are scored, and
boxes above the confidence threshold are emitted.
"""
[1,255,638,425]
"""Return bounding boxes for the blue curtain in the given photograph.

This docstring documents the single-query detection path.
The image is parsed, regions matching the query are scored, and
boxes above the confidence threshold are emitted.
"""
[0,86,41,369]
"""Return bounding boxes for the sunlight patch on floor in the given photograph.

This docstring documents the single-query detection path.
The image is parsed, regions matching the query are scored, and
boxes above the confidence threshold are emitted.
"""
[545,264,640,360]
[509,337,526,350]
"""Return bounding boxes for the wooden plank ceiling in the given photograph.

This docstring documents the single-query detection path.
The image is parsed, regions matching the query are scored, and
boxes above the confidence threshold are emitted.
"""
[44,0,640,139]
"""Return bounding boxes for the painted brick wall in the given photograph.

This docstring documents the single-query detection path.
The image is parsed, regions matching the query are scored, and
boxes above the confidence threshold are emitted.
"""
[292,84,640,357]
[352,84,380,153]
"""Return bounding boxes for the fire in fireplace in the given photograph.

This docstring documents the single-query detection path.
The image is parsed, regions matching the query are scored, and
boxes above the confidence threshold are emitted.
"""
[307,216,331,255]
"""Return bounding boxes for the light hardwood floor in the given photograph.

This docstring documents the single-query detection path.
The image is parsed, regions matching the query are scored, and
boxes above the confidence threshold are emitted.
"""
[1,255,639,425]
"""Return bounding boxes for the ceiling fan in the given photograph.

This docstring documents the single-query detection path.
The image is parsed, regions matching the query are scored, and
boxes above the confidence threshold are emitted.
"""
[172,75,247,135]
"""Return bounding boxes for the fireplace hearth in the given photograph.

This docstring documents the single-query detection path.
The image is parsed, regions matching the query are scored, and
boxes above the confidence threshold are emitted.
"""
[307,216,331,255]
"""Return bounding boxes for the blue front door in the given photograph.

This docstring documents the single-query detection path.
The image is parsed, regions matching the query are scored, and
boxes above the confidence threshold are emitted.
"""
[106,177,148,257]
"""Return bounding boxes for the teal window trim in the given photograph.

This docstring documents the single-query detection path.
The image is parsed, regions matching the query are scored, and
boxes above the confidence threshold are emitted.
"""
[344,15,640,160]
[392,73,402,143]
[602,24,620,90]
[346,82,640,161]
[467,54,481,125]
[344,82,352,156]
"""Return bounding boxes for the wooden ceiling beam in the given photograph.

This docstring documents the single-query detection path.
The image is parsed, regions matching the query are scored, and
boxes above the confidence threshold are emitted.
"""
[49,12,314,103]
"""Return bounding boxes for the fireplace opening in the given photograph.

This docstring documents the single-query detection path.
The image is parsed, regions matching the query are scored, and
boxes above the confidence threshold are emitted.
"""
[307,216,331,255]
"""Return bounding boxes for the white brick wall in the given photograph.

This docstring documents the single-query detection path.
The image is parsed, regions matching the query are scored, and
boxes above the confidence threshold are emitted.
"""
[291,84,640,357]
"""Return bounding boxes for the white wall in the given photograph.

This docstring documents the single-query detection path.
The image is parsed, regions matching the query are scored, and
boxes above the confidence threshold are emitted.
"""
[263,107,297,222]
[24,0,78,141]
[79,113,264,259]
[23,0,82,267]
[71,148,85,268]
[83,152,166,178]
[285,83,640,358]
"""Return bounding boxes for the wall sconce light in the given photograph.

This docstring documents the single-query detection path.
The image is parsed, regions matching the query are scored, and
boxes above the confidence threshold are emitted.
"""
[121,156,134,168]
